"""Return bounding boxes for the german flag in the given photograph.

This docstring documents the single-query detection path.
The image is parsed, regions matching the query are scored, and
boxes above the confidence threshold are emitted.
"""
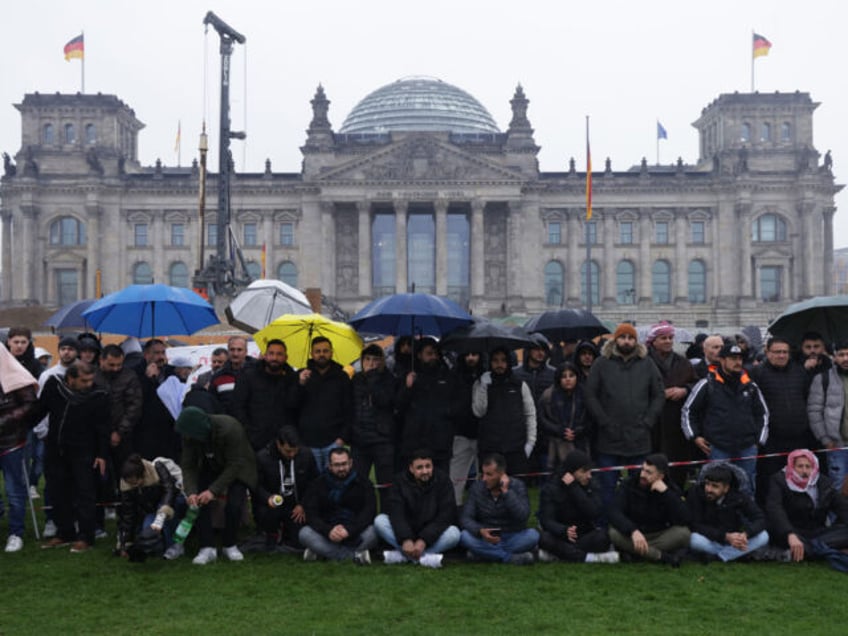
[753,32,772,59]
[64,34,84,61]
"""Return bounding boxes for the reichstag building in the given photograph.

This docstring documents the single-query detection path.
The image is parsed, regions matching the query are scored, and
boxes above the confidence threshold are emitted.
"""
[0,77,841,328]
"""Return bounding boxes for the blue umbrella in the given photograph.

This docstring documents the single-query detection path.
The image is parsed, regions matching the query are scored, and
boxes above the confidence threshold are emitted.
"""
[43,298,97,332]
[82,284,219,337]
[348,293,473,337]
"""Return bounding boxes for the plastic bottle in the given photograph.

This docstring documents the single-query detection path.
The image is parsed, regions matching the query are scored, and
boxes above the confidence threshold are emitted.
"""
[173,505,199,544]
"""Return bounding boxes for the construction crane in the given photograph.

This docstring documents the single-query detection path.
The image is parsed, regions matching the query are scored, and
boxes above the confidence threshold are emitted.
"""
[193,11,250,300]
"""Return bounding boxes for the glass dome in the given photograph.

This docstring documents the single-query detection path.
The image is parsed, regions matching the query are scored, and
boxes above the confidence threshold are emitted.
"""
[339,76,500,134]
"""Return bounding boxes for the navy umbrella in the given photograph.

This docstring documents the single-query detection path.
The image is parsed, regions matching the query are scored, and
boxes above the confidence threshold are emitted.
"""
[524,308,609,343]
[348,293,473,337]
[43,298,97,332]
[82,284,219,337]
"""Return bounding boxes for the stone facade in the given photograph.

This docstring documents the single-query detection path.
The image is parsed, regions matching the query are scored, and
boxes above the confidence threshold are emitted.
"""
[0,83,842,329]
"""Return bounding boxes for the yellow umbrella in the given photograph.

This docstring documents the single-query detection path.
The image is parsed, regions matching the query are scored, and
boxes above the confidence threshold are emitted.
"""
[254,313,363,369]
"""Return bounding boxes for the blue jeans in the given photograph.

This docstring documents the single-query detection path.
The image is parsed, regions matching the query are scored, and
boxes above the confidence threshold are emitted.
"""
[690,530,769,561]
[310,442,342,474]
[826,449,848,492]
[298,524,378,561]
[25,431,44,487]
[140,494,185,548]
[460,528,540,562]
[374,513,461,557]
[0,447,27,537]
[710,446,757,496]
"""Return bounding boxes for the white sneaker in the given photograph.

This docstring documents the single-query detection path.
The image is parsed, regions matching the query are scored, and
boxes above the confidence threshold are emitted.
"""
[418,553,443,569]
[104,507,117,521]
[353,549,371,565]
[222,545,244,562]
[29,486,40,499]
[5,535,23,553]
[537,548,557,563]
[43,520,57,538]
[383,549,407,564]
[586,550,620,564]
[163,542,185,560]
[192,547,218,565]
[303,547,318,562]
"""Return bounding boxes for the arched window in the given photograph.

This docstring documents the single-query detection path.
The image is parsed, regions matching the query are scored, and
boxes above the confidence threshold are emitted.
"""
[580,260,600,307]
[544,260,564,307]
[760,122,771,142]
[169,261,189,288]
[741,123,751,142]
[85,123,96,145]
[132,262,153,285]
[48,216,86,246]
[652,260,672,304]
[688,260,707,304]
[245,261,261,281]
[780,122,791,142]
[277,261,298,287]
[751,214,787,242]
[43,123,54,145]
[616,260,636,304]
[64,123,76,144]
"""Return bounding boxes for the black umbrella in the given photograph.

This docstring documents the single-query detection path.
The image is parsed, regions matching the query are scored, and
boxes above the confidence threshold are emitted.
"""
[524,308,609,343]
[768,295,848,346]
[440,319,535,354]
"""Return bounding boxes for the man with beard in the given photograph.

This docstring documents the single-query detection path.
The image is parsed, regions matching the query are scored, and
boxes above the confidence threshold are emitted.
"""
[645,322,697,487]
[298,446,377,563]
[375,448,459,568]
[473,347,536,477]
[95,345,142,468]
[396,338,457,472]
[585,323,665,510]
[37,361,110,552]
[232,339,297,452]
[807,341,848,490]
[537,450,619,563]
[290,337,353,472]
[607,453,691,565]
[132,339,180,461]
[797,331,832,378]
[682,342,770,494]
[688,463,769,562]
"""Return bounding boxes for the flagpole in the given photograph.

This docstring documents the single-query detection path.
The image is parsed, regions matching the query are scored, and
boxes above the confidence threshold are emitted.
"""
[81,30,85,93]
[750,29,754,92]
[585,115,592,314]
[656,122,660,166]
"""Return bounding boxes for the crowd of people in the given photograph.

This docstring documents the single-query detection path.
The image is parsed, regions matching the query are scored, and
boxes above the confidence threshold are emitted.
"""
[0,320,847,570]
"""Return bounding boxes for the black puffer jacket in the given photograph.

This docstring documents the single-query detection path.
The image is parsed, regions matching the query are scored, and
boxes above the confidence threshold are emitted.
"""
[387,467,457,546]
[302,469,376,543]
[608,473,690,535]
[254,442,318,505]
[537,470,603,537]
[290,360,353,448]
[37,376,110,457]
[688,471,766,541]
[750,360,811,443]
[351,367,396,447]
[231,360,297,451]
[396,362,457,459]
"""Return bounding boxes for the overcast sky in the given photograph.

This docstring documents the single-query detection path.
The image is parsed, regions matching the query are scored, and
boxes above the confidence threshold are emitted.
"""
[2,0,845,248]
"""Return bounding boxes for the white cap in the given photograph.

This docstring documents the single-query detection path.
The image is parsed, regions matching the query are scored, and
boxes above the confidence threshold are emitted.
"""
[34,346,51,359]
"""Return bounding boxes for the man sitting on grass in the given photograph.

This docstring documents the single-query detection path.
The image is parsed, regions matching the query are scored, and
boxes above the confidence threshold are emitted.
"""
[374,448,460,568]
[608,453,691,566]
[688,463,769,562]
[459,452,539,564]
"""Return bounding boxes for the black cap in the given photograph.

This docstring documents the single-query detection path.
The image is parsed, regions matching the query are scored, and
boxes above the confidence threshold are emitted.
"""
[58,336,80,352]
[719,343,744,358]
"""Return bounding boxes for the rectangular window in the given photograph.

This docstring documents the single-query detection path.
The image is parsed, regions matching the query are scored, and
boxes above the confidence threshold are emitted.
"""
[133,223,148,247]
[585,222,597,245]
[56,269,78,306]
[619,221,633,244]
[655,221,669,244]
[207,223,218,247]
[371,212,396,297]
[547,222,561,245]
[171,223,184,247]
[279,222,294,247]
[243,222,257,247]
[760,266,782,302]
[691,221,705,244]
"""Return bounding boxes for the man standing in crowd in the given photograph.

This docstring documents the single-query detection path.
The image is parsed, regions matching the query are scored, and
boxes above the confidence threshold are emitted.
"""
[133,339,179,460]
[38,362,110,553]
[807,341,848,490]
[350,343,396,511]
[375,448,460,568]
[459,453,539,564]
[193,347,228,390]
[95,344,143,476]
[607,453,691,565]
[693,334,725,379]
[231,339,297,452]
[209,336,254,412]
[396,338,457,472]
[291,337,353,472]
[682,342,769,493]
[473,347,536,478]
[253,426,318,549]
[512,334,554,473]
[537,450,618,563]
[449,351,485,506]
[584,323,665,509]
[298,446,377,563]
[688,463,769,562]
[766,449,848,562]
[752,337,815,503]
[175,406,257,565]
[798,331,832,378]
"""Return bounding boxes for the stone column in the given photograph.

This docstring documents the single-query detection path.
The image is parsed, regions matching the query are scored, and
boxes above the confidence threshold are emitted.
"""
[470,200,485,300]
[20,204,39,301]
[2,213,13,302]
[822,206,836,295]
[638,209,652,304]
[321,202,336,296]
[674,210,688,302]
[434,200,448,296]
[602,210,616,305]
[566,209,581,304]
[85,202,102,298]
[152,210,164,284]
[262,213,274,278]
[737,203,752,300]
[357,201,372,298]
[395,200,408,293]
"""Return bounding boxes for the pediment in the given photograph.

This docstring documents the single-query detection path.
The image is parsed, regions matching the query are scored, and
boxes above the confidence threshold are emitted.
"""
[315,137,525,183]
